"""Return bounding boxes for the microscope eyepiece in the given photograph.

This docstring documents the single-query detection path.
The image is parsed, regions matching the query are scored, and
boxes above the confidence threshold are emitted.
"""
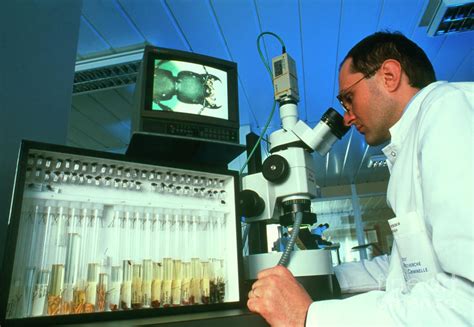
[321,108,350,139]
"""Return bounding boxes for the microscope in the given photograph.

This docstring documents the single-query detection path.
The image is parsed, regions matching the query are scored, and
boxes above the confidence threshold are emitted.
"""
[240,52,349,300]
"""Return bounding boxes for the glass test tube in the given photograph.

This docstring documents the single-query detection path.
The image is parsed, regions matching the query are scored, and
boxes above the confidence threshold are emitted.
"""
[54,202,68,265]
[134,209,143,262]
[120,260,132,310]
[47,264,64,316]
[89,205,102,264]
[77,204,89,292]
[155,208,164,262]
[217,212,227,303]
[111,207,122,267]
[72,285,86,314]
[208,212,216,260]
[162,258,173,307]
[30,201,54,317]
[151,262,162,308]
[39,201,54,271]
[9,200,36,318]
[171,260,182,306]
[164,210,172,259]
[214,259,225,303]
[191,213,199,260]
[96,273,108,312]
[181,261,191,305]
[201,261,210,304]
[190,258,202,305]
[122,207,132,262]
[62,233,80,314]
[131,264,143,309]
[31,270,50,316]
[85,263,99,313]
[143,209,152,261]
[107,266,121,311]
[70,207,87,313]
[209,259,216,304]
[142,260,152,308]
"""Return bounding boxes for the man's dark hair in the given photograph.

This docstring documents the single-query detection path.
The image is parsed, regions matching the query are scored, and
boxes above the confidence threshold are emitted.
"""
[342,31,436,89]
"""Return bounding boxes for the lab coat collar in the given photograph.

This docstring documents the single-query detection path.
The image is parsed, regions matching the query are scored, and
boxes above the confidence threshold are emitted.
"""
[382,81,447,170]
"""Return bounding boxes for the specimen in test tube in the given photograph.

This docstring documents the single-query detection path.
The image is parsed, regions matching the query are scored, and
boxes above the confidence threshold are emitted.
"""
[162,258,173,308]
[31,270,50,316]
[72,284,86,314]
[62,233,80,314]
[120,260,132,310]
[216,213,227,304]
[217,260,226,304]
[96,273,108,312]
[131,264,143,309]
[190,258,202,305]
[181,262,191,305]
[107,266,121,311]
[201,261,210,304]
[85,263,99,313]
[71,205,91,315]
[211,259,226,304]
[171,260,182,306]
[209,259,217,304]
[142,260,152,308]
[47,264,64,316]
[151,262,162,308]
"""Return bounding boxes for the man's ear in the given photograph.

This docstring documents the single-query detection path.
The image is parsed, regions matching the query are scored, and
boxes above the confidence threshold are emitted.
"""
[380,59,402,92]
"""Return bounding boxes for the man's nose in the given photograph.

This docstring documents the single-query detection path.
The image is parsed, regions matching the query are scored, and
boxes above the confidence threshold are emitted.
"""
[343,111,355,127]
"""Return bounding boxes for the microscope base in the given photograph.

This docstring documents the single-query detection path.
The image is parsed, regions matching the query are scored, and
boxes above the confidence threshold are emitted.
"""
[243,249,341,301]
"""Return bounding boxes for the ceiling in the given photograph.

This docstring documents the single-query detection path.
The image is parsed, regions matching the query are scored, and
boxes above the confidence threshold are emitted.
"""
[69,0,473,188]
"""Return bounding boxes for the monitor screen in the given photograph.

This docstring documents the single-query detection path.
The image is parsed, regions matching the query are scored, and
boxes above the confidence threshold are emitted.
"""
[150,59,229,121]
[133,46,240,144]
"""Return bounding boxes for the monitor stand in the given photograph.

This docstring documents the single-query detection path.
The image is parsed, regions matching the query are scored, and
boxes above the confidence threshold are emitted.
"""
[126,132,246,168]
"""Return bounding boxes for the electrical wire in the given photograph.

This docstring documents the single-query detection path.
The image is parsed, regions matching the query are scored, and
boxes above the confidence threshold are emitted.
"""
[238,32,286,176]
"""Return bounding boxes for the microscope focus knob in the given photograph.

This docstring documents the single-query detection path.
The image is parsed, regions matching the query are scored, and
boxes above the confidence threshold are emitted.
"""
[239,189,265,218]
[262,154,289,183]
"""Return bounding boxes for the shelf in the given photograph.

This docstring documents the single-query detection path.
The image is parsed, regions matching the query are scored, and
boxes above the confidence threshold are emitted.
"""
[126,132,246,168]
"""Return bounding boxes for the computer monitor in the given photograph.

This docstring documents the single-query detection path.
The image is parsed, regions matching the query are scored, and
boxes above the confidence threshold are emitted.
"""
[132,45,240,144]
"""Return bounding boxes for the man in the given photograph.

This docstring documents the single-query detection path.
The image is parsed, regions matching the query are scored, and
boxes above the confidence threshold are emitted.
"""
[247,32,473,326]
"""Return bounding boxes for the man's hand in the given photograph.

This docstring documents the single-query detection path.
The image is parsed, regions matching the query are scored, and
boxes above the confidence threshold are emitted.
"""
[247,265,312,327]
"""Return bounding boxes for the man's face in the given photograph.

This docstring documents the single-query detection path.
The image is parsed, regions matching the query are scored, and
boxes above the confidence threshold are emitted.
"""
[338,58,393,146]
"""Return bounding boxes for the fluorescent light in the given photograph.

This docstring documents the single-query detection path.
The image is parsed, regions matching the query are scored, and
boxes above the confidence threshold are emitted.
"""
[420,0,474,36]
[73,49,144,95]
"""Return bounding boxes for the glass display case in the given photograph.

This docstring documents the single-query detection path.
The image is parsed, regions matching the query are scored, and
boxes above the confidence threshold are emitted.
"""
[0,141,243,325]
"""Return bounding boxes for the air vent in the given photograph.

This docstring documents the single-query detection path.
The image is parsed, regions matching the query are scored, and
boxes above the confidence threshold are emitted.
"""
[420,0,474,36]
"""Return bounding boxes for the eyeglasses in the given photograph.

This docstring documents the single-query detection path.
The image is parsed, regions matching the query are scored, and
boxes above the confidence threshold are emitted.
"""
[337,68,379,113]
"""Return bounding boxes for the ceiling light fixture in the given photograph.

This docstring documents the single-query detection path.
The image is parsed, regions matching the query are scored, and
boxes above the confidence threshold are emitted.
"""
[420,0,473,36]
[73,48,144,95]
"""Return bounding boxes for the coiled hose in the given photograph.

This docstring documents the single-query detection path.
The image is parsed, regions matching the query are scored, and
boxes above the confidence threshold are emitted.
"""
[277,211,303,267]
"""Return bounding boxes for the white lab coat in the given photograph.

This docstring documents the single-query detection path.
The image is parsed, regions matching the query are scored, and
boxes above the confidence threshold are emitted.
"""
[306,81,474,327]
